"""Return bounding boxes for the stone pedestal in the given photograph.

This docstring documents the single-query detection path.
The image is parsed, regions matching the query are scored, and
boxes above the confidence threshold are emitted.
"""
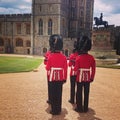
[91,29,118,59]
[92,30,112,50]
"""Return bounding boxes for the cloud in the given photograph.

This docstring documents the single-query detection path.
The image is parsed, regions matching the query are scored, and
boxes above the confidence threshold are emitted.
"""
[94,0,113,16]
[94,0,120,26]
[99,0,120,14]
[0,0,120,26]
[104,14,120,26]
[0,0,31,14]
[24,0,31,2]
[0,7,31,14]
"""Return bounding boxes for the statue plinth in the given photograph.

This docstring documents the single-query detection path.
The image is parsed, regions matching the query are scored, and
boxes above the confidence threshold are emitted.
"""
[92,30,112,51]
[91,29,118,59]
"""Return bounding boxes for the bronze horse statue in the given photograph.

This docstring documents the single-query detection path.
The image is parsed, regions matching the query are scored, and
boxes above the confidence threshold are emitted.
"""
[94,17,108,28]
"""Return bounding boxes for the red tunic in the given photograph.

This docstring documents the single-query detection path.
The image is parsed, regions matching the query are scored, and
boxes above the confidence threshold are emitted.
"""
[74,53,96,82]
[69,52,78,76]
[44,51,51,65]
[44,51,52,79]
[46,52,68,82]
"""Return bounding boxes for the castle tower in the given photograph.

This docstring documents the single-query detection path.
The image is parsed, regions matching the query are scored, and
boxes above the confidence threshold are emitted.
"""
[31,0,69,55]
[0,0,94,55]
[68,0,94,38]
[31,0,94,55]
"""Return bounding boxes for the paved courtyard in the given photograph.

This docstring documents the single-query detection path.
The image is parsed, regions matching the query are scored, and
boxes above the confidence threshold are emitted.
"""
[0,61,120,120]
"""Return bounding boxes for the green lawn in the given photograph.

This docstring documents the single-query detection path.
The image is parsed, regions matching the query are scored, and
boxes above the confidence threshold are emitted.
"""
[0,56,43,74]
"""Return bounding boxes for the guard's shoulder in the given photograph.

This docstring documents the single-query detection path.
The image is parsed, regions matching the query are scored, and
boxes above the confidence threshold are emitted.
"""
[88,54,95,60]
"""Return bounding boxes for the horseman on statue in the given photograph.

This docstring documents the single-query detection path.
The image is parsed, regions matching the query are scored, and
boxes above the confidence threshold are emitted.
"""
[94,13,108,28]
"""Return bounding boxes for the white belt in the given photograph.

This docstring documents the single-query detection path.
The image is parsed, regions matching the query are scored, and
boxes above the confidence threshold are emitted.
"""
[79,68,90,82]
[50,67,63,82]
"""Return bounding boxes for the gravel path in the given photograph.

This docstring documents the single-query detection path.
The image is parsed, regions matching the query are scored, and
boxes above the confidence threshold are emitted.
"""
[0,63,120,120]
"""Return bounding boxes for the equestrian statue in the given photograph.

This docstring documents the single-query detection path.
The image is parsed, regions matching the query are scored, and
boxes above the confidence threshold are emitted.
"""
[94,13,108,28]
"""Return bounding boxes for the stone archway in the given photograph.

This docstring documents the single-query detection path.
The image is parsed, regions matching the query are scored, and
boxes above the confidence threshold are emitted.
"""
[0,37,4,53]
[5,38,11,53]
[64,49,69,57]
[43,47,47,55]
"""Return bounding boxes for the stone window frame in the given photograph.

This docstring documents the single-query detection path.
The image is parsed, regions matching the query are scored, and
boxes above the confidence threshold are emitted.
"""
[39,5,42,12]
[16,38,23,47]
[0,37,4,46]
[43,47,47,54]
[16,23,22,34]
[48,19,52,35]
[39,19,43,35]
[0,23,2,34]
[48,4,52,12]
[26,40,31,47]
[62,18,66,36]
[25,23,31,35]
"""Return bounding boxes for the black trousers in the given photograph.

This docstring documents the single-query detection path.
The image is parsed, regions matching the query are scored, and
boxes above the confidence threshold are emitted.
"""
[49,81,63,114]
[76,82,90,111]
[70,75,76,103]
[48,81,52,103]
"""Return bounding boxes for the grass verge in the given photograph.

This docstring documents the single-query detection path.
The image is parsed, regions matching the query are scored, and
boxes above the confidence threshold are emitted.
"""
[0,56,43,74]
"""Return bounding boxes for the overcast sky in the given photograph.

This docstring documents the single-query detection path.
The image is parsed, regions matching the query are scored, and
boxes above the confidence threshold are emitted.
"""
[0,0,120,26]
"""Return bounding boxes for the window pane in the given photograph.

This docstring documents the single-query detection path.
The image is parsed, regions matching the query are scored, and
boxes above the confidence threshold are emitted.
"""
[0,23,2,34]
[16,23,21,34]
[0,37,4,46]
[16,38,23,46]
[26,40,31,47]
[48,19,52,35]
[39,19,43,35]
[26,23,30,34]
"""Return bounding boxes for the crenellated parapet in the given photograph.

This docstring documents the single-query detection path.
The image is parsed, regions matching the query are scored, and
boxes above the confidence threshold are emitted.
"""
[0,14,31,17]
[0,14,31,22]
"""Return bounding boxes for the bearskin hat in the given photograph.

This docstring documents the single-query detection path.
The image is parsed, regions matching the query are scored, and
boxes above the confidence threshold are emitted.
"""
[49,34,63,51]
[77,35,92,52]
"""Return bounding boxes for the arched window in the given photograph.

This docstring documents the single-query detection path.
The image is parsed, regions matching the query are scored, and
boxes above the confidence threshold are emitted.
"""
[62,18,65,35]
[81,11,83,16]
[26,23,30,34]
[0,23,2,34]
[62,19,65,27]
[43,47,47,53]
[39,19,43,35]
[48,4,52,12]
[26,40,31,47]
[48,19,52,35]
[16,38,23,47]
[16,23,21,34]
[0,37,4,46]
[65,49,69,57]
[39,5,42,12]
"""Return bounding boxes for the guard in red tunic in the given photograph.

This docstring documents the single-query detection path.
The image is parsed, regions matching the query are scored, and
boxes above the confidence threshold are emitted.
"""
[46,34,68,115]
[74,35,96,113]
[68,48,78,104]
